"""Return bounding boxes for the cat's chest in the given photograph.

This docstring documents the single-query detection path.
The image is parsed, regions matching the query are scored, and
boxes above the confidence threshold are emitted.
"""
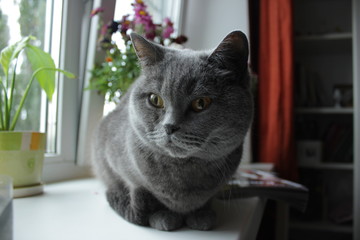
[131,145,241,212]
[137,155,220,211]
[138,154,219,191]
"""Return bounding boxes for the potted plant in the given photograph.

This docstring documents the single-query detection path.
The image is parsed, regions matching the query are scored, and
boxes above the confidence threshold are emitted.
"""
[88,0,187,104]
[0,36,74,197]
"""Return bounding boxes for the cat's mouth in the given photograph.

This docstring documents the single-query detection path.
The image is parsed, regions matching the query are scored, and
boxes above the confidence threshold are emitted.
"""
[146,130,203,158]
[164,137,182,149]
[161,136,190,158]
[163,145,189,158]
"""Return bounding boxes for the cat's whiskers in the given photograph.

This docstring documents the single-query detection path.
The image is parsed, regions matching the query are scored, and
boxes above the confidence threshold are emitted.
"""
[180,133,206,143]
[171,136,199,151]
[146,130,166,141]
[213,159,228,183]
[207,132,241,150]
[171,132,206,151]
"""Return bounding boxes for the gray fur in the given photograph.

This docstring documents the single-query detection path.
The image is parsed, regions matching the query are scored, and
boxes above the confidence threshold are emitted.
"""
[92,31,253,231]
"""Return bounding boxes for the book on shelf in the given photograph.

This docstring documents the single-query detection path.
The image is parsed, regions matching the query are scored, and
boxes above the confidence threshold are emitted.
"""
[323,123,353,163]
[294,64,330,108]
[218,168,309,212]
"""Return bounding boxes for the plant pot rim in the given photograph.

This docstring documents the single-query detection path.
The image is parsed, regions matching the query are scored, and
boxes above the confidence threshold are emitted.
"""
[0,131,45,134]
[0,131,47,151]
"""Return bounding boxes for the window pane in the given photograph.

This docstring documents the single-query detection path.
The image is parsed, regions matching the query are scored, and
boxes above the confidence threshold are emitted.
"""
[0,0,60,153]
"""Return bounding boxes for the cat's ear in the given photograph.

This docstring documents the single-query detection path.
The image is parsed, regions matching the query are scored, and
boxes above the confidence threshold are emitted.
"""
[208,31,249,73]
[130,33,164,66]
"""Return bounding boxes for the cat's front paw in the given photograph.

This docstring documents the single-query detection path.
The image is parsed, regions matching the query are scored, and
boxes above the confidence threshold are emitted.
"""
[149,210,184,231]
[106,189,148,226]
[185,209,217,231]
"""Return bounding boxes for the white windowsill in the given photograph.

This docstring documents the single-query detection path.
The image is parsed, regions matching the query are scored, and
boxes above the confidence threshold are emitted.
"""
[42,161,92,183]
[13,178,266,240]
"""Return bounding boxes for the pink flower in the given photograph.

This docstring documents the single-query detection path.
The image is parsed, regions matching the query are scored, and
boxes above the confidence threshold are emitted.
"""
[164,17,173,26]
[120,15,132,33]
[162,18,174,39]
[90,7,105,17]
[131,0,156,40]
[145,28,156,40]
[100,24,108,35]
[95,1,186,45]
[162,26,174,39]
[133,0,148,18]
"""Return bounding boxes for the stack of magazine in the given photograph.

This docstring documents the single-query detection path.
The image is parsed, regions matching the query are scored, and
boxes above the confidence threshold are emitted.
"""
[218,168,309,211]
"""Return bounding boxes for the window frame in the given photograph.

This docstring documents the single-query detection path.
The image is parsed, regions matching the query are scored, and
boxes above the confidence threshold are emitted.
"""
[43,0,97,182]
[76,0,116,167]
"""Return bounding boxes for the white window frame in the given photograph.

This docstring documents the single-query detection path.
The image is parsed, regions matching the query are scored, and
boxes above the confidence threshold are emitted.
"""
[76,0,116,168]
[43,0,97,182]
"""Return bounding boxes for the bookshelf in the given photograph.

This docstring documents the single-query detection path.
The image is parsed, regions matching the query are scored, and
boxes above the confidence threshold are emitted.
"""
[290,0,360,239]
[295,32,352,41]
[290,221,353,234]
[299,163,353,171]
[295,107,353,114]
[294,33,352,55]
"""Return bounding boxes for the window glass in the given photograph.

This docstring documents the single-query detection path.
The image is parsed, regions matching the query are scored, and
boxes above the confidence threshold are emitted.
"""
[0,0,60,153]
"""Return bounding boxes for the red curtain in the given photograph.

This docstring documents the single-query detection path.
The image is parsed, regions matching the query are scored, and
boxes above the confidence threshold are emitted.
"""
[258,0,297,180]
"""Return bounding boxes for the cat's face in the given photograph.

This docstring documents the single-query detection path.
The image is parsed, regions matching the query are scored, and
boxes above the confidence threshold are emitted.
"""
[128,31,253,160]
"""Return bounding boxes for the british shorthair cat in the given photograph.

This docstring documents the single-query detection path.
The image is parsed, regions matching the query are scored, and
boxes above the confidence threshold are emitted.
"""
[92,30,253,231]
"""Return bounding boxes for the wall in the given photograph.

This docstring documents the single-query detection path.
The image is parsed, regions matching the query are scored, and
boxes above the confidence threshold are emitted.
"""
[181,0,249,50]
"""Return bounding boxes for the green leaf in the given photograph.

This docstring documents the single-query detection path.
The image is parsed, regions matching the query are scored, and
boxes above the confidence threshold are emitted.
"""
[0,78,5,129]
[9,67,74,130]
[55,68,76,79]
[25,44,57,101]
[0,36,33,78]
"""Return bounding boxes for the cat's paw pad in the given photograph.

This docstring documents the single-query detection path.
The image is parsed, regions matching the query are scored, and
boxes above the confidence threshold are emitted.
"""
[185,209,217,231]
[149,210,183,231]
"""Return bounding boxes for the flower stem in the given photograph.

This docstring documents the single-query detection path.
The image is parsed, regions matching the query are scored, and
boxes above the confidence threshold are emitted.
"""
[3,81,9,130]
[8,67,70,131]
[9,67,43,131]
[7,59,18,129]
[0,79,6,130]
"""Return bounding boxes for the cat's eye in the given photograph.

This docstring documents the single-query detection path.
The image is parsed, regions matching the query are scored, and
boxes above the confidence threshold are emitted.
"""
[149,93,164,108]
[191,97,212,112]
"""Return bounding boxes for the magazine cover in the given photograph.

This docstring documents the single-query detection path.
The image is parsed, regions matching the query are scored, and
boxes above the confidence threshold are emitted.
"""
[218,168,309,211]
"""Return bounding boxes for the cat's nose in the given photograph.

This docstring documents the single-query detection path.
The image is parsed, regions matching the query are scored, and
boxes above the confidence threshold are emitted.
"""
[164,124,180,135]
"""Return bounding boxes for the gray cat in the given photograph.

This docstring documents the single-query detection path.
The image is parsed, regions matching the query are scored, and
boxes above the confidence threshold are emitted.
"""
[92,30,253,231]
